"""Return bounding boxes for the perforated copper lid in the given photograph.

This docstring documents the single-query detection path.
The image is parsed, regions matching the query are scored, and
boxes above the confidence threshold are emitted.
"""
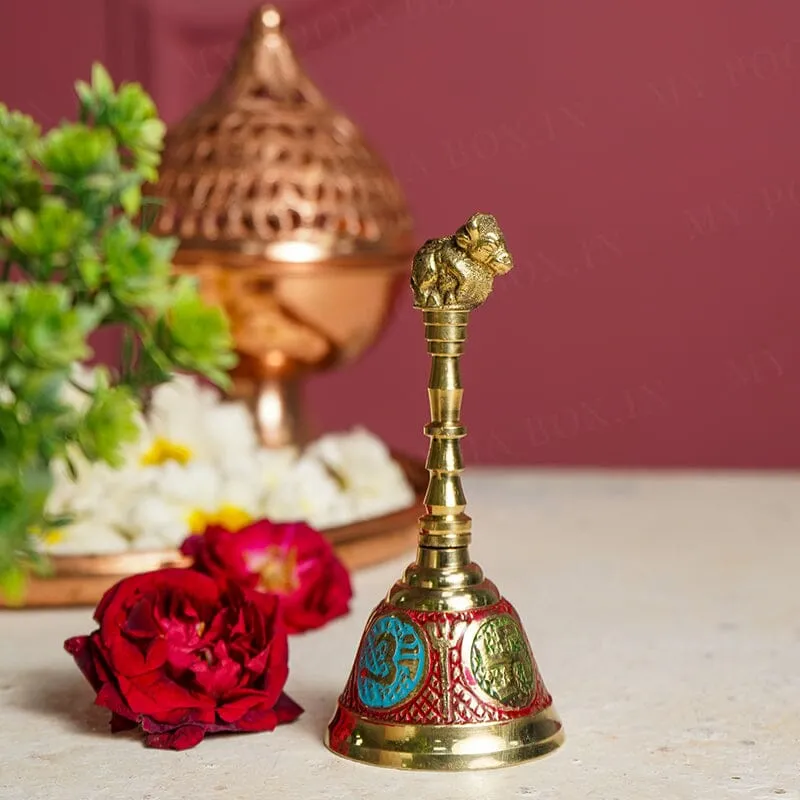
[149,5,413,264]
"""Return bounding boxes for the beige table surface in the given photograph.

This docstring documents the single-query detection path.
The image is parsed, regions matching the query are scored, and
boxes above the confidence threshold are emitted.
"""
[1,469,799,800]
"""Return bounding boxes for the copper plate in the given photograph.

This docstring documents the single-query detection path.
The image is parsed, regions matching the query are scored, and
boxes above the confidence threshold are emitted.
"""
[3,454,427,609]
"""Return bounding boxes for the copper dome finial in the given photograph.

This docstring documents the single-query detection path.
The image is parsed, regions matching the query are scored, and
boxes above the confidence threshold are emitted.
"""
[222,3,325,109]
[149,4,413,261]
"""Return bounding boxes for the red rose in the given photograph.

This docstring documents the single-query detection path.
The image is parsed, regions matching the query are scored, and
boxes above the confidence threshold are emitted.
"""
[181,520,353,635]
[64,569,302,750]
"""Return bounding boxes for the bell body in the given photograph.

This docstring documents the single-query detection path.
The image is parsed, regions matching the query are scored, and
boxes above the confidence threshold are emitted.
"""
[326,593,563,770]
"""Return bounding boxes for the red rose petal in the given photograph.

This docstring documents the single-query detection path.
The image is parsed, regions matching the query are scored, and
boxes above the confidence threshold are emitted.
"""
[215,693,269,724]
[143,724,206,751]
[100,571,220,678]
[191,641,243,698]
[184,528,256,587]
[227,706,279,732]
[96,680,137,722]
[179,534,203,560]
[116,669,212,718]
[161,619,205,672]
[274,692,304,724]
[110,713,137,733]
[66,634,139,726]
[244,646,269,675]
[64,636,102,691]
[124,596,158,639]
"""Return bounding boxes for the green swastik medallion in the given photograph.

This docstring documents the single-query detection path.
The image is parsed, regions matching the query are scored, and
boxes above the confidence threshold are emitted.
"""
[470,615,536,708]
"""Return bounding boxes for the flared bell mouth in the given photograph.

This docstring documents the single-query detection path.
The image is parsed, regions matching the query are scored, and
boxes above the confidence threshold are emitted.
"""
[325,705,564,771]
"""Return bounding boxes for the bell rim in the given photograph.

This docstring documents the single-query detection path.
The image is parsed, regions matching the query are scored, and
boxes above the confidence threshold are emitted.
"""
[324,704,565,771]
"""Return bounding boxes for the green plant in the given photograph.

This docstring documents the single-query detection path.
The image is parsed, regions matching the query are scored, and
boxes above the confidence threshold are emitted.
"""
[0,64,236,599]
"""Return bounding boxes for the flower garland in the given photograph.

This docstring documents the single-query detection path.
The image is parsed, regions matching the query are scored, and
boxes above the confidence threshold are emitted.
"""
[44,368,415,555]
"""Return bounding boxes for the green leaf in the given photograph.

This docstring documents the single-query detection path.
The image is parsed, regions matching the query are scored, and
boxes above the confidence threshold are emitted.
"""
[160,277,236,388]
[0,290,10,362]
[0,406,23,453]
[1,198,87,268]
[0,104,43,210]
[0,103,40,145]
[75,80,93,110]
[0,566,26,605]
[21,465,53,517]
[91,63,114,99]
[137,118,166,151]
[76,251,103,290]
[138,195,165,232]
[37,124,118,180]
[135,338,172,387]
[10,283,93,368]
[0,462,53,603]
[28,549,53,579]
[77,379,139,466]
[120,184,141,216]
[101,220,172,309]
[120,329,136,381]
[3,361,27,389]
[0,289,11,327]
[73,300,108,335]
[14,367,68,415]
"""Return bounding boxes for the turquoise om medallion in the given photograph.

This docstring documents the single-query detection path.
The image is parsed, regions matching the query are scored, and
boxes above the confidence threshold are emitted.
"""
[357,614,427,709]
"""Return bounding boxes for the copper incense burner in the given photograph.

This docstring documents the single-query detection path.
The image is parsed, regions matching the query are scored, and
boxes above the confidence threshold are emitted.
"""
[148,5,413,447]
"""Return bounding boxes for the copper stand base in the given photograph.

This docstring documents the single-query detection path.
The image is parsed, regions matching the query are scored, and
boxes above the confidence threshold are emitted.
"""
[244,376,309,449]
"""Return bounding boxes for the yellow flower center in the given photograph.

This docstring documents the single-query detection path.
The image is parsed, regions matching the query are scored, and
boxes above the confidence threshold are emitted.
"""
[30,525,64,545]
[257,545,300,594]
[140,437,193,467]
[186,504,253,535]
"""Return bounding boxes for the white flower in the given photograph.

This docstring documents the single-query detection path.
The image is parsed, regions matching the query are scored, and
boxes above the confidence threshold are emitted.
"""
[306,427,416,520]
[42,368,415,554]
[155,461,223,509]
[246,446,298,489]
[125,495,191,549]
[41,519,129,556]
[138,374,261,467]
[47,458,141,527]
[264,455,354,529]
[124,461,266,548]
[45,459,82,518]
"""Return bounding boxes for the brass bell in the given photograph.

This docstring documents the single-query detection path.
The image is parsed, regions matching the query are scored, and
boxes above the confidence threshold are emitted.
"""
[325,213,565,770]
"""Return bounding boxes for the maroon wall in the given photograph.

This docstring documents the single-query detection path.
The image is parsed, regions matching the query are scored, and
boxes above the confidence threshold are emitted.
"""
[3,0,800,467]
